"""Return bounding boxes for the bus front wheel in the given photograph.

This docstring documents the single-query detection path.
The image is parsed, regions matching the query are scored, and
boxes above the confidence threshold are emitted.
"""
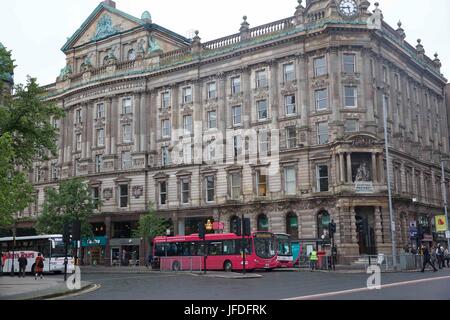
[224,261,233,272]
[172,261,181,271]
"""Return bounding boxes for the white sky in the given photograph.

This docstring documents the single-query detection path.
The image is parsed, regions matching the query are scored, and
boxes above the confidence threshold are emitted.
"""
[1,0,449,86]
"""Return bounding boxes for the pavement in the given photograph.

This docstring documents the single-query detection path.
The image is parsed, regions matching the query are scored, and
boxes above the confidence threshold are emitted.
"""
[0,275,93,300]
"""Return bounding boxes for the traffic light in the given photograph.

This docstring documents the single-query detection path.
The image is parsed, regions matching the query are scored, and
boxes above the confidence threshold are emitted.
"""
[198,222,206,239]
[243,218,251,237]
[328,221,336,236]
[232,218,242,236]
[72,220,81,241]
[63,223,72,244]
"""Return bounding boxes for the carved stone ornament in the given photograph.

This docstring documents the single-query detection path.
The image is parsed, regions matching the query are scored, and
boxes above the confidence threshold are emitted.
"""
[103,188,113,200]
[91,14,122,41]
[351,136,377,147]
[355,162,370,182]
[132,186,144,199]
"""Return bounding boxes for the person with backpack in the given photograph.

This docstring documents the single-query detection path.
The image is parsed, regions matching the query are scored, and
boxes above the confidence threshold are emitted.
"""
[34,253,45,280]
[437,245,445,269]
[18,253,28,278]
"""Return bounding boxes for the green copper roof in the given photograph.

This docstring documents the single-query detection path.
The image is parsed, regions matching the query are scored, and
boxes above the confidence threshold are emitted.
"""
[61,2,189,52]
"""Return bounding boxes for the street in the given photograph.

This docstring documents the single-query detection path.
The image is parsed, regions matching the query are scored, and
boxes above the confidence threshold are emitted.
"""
[55,269,450,300]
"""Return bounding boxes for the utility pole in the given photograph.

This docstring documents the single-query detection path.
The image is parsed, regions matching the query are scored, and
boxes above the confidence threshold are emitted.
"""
[383,94,398,269]
[10,223,16,276]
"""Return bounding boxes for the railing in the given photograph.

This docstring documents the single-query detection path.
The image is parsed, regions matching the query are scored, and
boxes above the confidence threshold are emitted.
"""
[249,16,295,38]
[203,33,241,50]
[90,65,108,77]
[159,256,203,272]
[160,47,192,65]
[116,60,135,71]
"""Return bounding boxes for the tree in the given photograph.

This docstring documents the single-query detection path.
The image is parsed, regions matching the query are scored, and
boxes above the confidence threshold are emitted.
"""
[134,202,170,266]
[0,44,64,227]
[36,178,98,238]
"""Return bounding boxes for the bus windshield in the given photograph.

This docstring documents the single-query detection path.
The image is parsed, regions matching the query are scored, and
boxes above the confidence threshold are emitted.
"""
[254,233,276,259]
[276,235,292,256]
[50,239,72,258]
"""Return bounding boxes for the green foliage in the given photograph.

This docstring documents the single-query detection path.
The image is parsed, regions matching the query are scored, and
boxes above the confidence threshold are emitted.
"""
[36,178,98,237]
[0,45,15,91]
[134,202,169,241]
[0,133,33,226]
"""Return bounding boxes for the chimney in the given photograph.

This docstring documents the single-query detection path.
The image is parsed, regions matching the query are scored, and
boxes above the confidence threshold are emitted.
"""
[102,0,116,8]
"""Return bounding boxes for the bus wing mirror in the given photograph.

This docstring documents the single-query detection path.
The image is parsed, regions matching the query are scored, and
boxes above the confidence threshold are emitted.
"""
[51,240,56,249]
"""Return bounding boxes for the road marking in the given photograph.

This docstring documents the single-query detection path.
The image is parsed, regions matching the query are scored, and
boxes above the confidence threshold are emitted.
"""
[47,284,101,300]
[89,274,182,282]
[285,275,450,300]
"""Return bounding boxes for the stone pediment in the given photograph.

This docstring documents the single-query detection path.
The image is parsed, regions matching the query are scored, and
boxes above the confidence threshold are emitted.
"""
[63,3,143,52]
[347,133,382,147]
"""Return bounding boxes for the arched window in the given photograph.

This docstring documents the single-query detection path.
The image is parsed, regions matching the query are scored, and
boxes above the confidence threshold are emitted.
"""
[128,49,136,61]
[230,215,239,234]
[317,210,330,239]
[286,213,299,239]
[257,214,269,232]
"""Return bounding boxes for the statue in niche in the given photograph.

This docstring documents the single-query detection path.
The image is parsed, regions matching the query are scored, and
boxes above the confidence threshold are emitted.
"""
[355,162,370,182]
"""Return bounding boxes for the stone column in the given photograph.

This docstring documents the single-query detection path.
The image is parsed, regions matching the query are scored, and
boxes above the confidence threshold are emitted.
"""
[378,154,385,184]
[350,207,358,245]
[374,206,383,248]
[140,91,147,153]
[346,153,352,183]
[269,60,279,125]
[372,153,378,183]
[111,96,119,155]
[134,93,141,153]
[104,216,112,266]
[105,98,112,156]
[339,153,345,184]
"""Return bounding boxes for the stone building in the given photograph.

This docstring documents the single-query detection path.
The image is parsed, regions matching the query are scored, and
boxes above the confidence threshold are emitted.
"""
[17,0,450,266]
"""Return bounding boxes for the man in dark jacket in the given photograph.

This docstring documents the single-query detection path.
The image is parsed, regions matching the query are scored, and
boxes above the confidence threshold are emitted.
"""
[421,245,438,272]
[18,254,28,278]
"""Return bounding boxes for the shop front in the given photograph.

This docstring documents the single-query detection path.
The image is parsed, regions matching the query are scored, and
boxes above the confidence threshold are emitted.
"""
[109,238,141,266]
[80,236,107,266]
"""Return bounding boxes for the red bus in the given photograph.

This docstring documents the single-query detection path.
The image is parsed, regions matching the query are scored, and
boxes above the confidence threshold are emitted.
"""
[151,232,278,271]
[275,233,294,268]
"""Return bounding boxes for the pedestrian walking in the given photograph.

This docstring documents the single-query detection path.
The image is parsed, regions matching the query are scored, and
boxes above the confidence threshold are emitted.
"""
[34,253,44,280]
[18,253,28,278]
[421,245,438,272]
[437,245,445,269]
[444,247,450,268]
[430,245,437,269]
[309,248,318,272]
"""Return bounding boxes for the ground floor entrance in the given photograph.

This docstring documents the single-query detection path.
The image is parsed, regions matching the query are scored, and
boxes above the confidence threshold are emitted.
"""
[355,207,377,255]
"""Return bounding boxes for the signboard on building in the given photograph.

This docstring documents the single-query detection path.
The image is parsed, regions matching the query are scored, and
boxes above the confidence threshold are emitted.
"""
[409,227,418,238]
[81,236,108,247]
[435,215,448,232]
[355,182,374,194]
[423,234,433,242]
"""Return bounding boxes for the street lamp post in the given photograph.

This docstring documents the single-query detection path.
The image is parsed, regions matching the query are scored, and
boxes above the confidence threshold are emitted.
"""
[10,223,16,276]
[383,94,398,269]
[440,159,450,250]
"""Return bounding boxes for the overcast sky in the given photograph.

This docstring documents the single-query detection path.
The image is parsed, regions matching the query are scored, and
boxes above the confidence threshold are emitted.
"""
[1,0,449,86]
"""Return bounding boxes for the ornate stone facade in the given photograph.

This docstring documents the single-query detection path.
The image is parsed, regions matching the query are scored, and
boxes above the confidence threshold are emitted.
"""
[19,0,450,264]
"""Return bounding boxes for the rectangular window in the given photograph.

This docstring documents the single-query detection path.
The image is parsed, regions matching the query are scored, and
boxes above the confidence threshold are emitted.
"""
[206,176,215,203]
[119,185,128,208]
[181,178,190,204]
[233,135,242,157]
[284,167,296,195]
[162,147,170,166]
[161,92,170,110]
[183,115,193,134]
[314,56,327,77]
[183,87,192,104]
[231,77,241,95]
[92,187,100,207]
[231,173,241,199]
[122,151,132,170]
[317,122,329,145]
[122,124,132,143]
[283,63,295,82]
[344,86,357,108]
[51,164,58,180]
[343,54,356,73]
[207,82,217,99]
[315,88,328,111]
[256,70,268,89]
[75,159,81,175]
[285,95,296,115]
[256,171,267,197]
[162,119,171,138]
[232,106,242,126]
[286,126,297,149]
[95,155,102,173]
[96,103,105,119]
[344,119,359,133]
[75,109,82,124]
[257,100,268,120]
[258,131,269,156]
[52,118,58,129]
[76,134,82,151]
[160,181,167,205]
[208,111,217,129]
[122,98,132,114]
[316,165,329,192]
[97,128,105,147]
